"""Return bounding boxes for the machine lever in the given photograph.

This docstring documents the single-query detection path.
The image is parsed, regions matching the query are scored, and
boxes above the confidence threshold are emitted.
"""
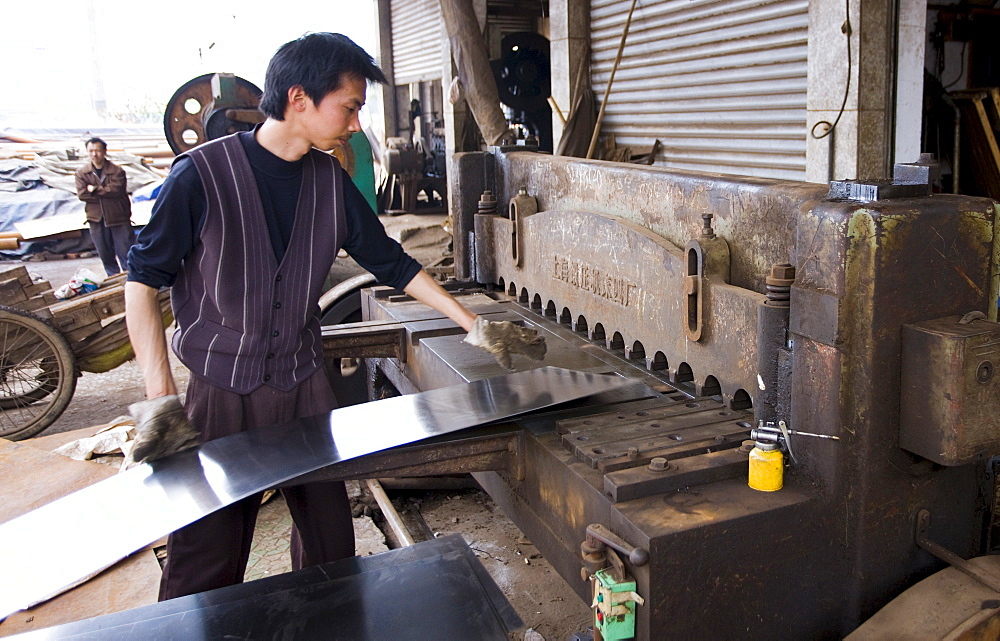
[585,524,649,567]
[915,509,1000,593]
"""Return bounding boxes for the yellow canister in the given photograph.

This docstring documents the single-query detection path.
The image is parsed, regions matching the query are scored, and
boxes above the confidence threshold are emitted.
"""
[748,442,783,491]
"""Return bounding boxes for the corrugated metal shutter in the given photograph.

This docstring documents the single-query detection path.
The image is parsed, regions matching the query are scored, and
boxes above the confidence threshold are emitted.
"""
[487,0,537,42]
[590,0,809,180]
[391,0,443,84]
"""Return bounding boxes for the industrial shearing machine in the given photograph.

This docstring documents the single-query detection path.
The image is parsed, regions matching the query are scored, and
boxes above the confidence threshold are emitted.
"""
[322,146,1000,639]
[7,141,999,637]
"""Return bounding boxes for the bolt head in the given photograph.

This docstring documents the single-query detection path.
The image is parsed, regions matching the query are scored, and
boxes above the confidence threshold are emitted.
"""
[648,457,669,472]
[766,263,795,287]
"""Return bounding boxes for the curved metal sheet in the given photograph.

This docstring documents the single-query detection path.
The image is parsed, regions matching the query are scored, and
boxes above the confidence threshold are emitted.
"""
[0,367,642,621]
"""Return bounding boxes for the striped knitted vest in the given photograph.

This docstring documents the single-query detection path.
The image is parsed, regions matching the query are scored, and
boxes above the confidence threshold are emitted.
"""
[171,135,345,394]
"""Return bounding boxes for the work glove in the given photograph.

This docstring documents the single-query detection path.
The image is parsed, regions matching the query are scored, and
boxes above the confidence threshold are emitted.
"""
[128,395,200,464]
[463,317,547,370]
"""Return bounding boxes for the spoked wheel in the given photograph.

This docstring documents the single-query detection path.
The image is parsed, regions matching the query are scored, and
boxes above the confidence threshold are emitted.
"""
[0,306,77,440]
[163,73,263,155]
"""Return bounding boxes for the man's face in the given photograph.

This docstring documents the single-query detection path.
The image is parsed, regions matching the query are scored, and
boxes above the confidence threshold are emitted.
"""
[299,74,367,151]
[86,142,107,167]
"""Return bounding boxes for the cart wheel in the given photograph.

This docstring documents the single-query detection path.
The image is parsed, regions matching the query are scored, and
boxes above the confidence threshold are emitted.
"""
[0,306,77,440]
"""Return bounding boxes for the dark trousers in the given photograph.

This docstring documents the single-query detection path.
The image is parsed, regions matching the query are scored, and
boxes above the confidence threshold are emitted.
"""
[89,221,135,276]
[158,368,355,601]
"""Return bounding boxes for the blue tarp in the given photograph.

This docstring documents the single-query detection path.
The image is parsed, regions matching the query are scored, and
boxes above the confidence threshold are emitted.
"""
[0,151,162,256]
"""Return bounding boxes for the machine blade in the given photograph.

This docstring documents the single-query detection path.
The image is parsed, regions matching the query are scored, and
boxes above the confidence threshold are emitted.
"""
[0,367,640,621]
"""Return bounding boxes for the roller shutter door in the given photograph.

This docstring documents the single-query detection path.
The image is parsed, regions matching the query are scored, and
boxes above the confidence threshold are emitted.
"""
[590,0,809,180]
[391,0,443,84]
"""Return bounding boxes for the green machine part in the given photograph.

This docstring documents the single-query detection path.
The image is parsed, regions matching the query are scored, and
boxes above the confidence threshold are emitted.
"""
[348,131,378,214]
[592,568,645,640]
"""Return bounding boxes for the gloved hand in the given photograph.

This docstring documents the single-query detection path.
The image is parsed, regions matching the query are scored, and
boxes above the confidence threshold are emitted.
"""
[463,317,547,370]
[128,395,200,464]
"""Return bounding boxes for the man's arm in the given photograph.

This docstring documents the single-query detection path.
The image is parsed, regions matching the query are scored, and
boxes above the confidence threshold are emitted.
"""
[402,270,477,331]
[91,165,128,198]
[124,280,200,464]
[75,170,96,202]
[125,281,177,398]
[402,270,546,369]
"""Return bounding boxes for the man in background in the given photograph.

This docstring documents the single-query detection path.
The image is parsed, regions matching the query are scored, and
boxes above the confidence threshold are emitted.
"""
[75,137,135,275]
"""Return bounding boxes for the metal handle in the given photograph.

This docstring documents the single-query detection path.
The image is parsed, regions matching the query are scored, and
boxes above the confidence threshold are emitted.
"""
[586,524,649,567]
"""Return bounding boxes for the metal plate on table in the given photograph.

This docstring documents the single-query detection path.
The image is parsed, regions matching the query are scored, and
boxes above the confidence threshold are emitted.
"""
[0,367,643,620]
[11,535,520,641]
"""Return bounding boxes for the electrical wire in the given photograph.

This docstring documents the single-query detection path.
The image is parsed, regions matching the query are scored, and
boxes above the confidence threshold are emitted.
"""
[942,41,968,90]
[811,0,853,140]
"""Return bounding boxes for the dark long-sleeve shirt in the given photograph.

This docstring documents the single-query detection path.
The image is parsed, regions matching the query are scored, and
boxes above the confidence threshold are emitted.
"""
[128,130,420,291]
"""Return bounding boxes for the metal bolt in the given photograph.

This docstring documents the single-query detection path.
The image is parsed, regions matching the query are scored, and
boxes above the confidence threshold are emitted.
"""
[739,440,755,453]
[701,213,716,239]
[765,262,795,307]
[767,263,796,284]
[477,190,498,216]
[648,457,670,472]
[627,447,639,460]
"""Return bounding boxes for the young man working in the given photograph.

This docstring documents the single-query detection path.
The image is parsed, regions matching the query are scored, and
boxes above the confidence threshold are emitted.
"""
[75,137,135,275]
[125,32,544,601]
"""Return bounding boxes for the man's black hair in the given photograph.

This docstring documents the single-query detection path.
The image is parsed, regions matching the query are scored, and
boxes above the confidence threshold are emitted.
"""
[85,137,107,150]
[258,32,387,120]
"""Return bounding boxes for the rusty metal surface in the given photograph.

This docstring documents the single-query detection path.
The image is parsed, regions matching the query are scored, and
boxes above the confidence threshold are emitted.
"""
[473,424,817,640]
[321,321,406,360]
[477,208,765,406]
[603,448,749,502]
[900,316,1000,465]
[416,149,1000,638]
[787,194,999,632]
[845,555,1000,640]
[491,152,829,292]
[284,428,523,486]
[557,396,751,472]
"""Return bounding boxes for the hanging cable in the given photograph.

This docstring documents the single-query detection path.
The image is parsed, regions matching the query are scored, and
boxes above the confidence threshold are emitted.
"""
[942,41,968,90]
[811,0,853,140]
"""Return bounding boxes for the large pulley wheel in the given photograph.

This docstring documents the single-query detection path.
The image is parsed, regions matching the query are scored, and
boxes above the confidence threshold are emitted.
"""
[163,74,263,155]
[0,306,77,440]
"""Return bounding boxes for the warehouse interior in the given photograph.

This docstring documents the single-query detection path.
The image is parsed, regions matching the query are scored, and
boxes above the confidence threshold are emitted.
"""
[3,0,1000,640]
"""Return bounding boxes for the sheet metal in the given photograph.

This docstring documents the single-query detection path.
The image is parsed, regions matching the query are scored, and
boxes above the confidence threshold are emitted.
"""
[0,367,640,621]
[12,535,521,641]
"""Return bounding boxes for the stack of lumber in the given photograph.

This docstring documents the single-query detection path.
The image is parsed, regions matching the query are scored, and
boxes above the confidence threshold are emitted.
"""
[0,266,128,343]
[0,266,59,317]
[0,267,171,374]
[951,87,1000,199]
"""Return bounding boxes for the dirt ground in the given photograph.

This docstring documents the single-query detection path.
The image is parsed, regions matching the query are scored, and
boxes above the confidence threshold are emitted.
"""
[1,250,593,641]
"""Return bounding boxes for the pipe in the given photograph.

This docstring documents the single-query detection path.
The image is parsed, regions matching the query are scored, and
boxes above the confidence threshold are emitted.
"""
[365,479,415,547]
[953,104,961,194]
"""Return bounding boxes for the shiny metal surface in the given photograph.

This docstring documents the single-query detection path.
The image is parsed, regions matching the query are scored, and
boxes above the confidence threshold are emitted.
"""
[14,535,521,641]
[0,367,639,621]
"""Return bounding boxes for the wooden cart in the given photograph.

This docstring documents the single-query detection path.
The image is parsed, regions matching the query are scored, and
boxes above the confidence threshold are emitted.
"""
[0,266,171,440]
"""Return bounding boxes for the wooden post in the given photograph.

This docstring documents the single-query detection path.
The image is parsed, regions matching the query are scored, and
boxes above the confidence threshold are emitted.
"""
[439,0,510,146]
[586,0,638,160]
